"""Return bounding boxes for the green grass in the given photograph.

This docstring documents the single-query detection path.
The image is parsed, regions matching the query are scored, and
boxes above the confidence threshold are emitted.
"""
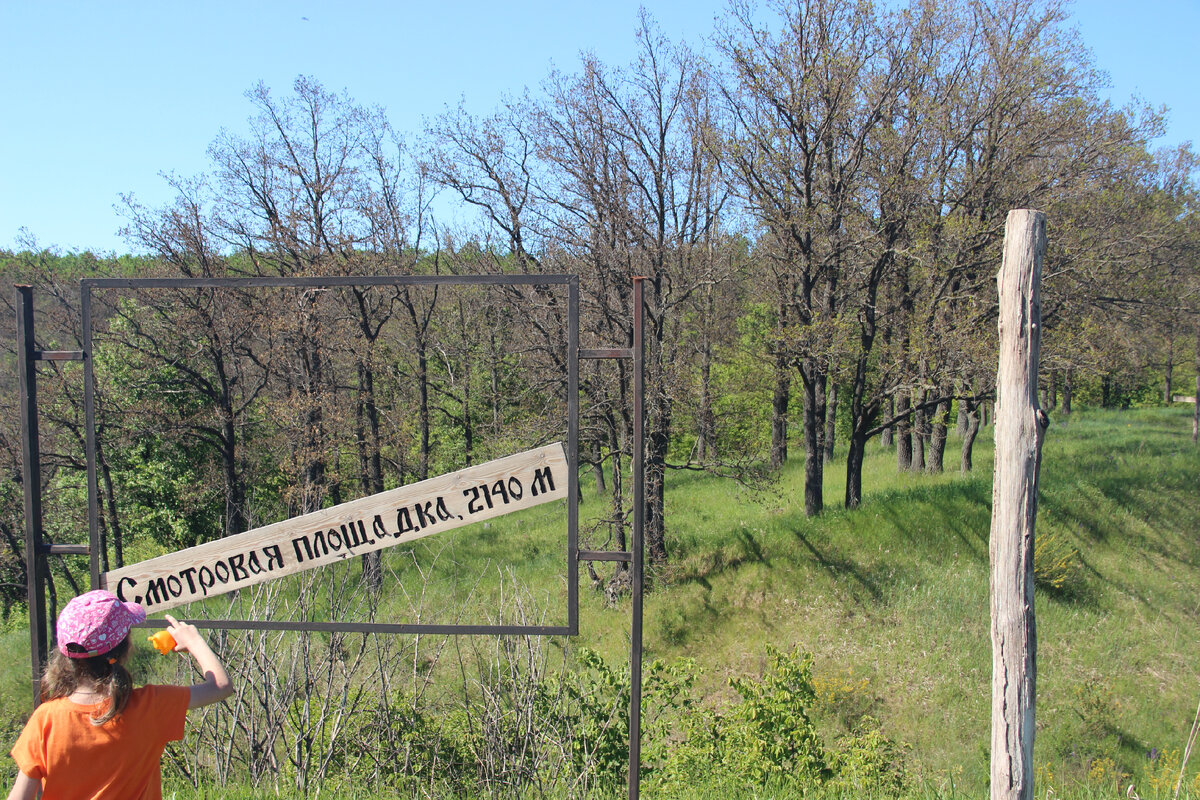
[5,406,1200,799]
[634,406,1200,797]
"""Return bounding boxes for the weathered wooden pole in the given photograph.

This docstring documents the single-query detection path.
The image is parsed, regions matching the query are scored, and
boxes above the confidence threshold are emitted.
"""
[990,209,1048,800]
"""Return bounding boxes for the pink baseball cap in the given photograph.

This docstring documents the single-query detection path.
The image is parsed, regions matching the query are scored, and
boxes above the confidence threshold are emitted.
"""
[56,590,146,658]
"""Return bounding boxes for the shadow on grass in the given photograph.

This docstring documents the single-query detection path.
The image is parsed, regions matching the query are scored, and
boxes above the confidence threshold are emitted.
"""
[665,524,771,588]
[1039,471,1197,611]
[1039,485,1116,543]
[736,526,767,564]
[791,530,883,606]
[1069,549,1160,615]
[870,480,991,563]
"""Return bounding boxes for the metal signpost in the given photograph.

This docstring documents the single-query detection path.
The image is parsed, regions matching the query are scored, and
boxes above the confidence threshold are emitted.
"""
[17,274,648,797]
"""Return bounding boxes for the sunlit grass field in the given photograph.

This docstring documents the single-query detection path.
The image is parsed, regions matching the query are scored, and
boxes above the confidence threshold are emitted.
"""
[3,405,1198,798]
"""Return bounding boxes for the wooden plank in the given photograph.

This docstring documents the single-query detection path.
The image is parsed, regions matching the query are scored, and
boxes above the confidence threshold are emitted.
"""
[101,443,568,614]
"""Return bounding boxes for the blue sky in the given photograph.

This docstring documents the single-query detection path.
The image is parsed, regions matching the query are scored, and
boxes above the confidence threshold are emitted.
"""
[2,0,1197,255]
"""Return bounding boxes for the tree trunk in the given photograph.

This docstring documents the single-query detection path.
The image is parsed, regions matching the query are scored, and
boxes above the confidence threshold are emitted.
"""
[800,359,826,516]
[697,328,717,462]
[462,360,475,467]
[363,366,384,492]
[824,383,838,463]
[299,309,328,515]
[843,249,886,509]
[911,389,926,472]
[961,399,981,472]
[598,408,631,598]
[1193,326,1199,444]
[646,407,670,564]
[645,299,672,564]
[355,385,369,492]
[844,352,875,510]
[302,418,326,512]
[770,356,790,470]
[845,429,867,509]
[1165,331,1176,404]
[490,328,503,430]
[417,340,430,480]
[896,393,911,471]
[956,399,969,438]
[357,360,385,593]
[592,438,607,493]
[609,415,627,554]
[990,209,1047,800]
[881,395,894,449]
[927,397,949,473]
[218,397,246,539]
[97,441,121,571]
[1061,370,1073,416]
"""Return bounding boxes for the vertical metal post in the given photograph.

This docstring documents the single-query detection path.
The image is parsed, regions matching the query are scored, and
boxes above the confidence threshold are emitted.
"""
[81,283,101,589]
[16,286,47,706]
[568,277,580,634]
[629,277,646,800]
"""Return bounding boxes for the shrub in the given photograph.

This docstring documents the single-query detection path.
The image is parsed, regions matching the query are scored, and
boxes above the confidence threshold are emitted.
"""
[542,647,697,795]
[1086,755,1129,793]
[342,696,473,793]
[725,645,828,784]
[649,646,909,797]
[813,668,876,731]
[1034,531,1083,595]
[826,722,910,797]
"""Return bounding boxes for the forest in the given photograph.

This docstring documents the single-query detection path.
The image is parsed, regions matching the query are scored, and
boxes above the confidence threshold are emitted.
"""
[0,0,1197,796]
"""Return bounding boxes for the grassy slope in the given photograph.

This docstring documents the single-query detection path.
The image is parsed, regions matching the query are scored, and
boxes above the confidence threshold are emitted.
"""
[600,405,1200,793]
[1,406,1196,797]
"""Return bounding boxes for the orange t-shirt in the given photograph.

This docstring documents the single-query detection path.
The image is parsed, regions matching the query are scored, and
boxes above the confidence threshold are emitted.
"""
[10,684,191,800]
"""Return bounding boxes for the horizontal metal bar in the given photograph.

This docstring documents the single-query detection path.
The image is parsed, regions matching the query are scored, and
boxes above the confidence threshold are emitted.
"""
[580,348,634,359]
[43,544,89,556]
[579,550,633,562]
[134,620,574,636]
[35,351,85,361]
[82,275,574,290]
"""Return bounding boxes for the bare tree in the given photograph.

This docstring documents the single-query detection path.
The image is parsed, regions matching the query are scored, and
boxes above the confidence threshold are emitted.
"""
[718,0,895,514]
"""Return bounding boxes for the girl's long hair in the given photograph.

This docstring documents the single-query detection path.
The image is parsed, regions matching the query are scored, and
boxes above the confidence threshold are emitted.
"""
[40,637,133,725]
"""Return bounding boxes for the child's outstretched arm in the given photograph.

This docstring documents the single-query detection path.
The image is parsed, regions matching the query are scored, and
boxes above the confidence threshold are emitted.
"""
[5,771,37,800]
[164,614,234,709]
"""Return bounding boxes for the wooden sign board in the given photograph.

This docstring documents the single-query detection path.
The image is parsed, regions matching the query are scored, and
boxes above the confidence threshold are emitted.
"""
[101,443,568,614]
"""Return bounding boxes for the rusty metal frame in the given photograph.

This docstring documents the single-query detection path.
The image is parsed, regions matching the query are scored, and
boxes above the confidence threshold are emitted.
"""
[78,274,582,638]
[17,274,647,794]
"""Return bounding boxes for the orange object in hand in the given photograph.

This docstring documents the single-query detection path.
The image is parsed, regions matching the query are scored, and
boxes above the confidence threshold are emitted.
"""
[147,630,176,655]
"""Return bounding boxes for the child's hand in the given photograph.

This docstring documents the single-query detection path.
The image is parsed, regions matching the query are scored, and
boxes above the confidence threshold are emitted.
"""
[163,614,202,654]
[162,614,234,709]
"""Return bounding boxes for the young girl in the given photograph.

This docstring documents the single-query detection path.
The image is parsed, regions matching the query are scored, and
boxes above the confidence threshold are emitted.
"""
[7,589,233,800]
